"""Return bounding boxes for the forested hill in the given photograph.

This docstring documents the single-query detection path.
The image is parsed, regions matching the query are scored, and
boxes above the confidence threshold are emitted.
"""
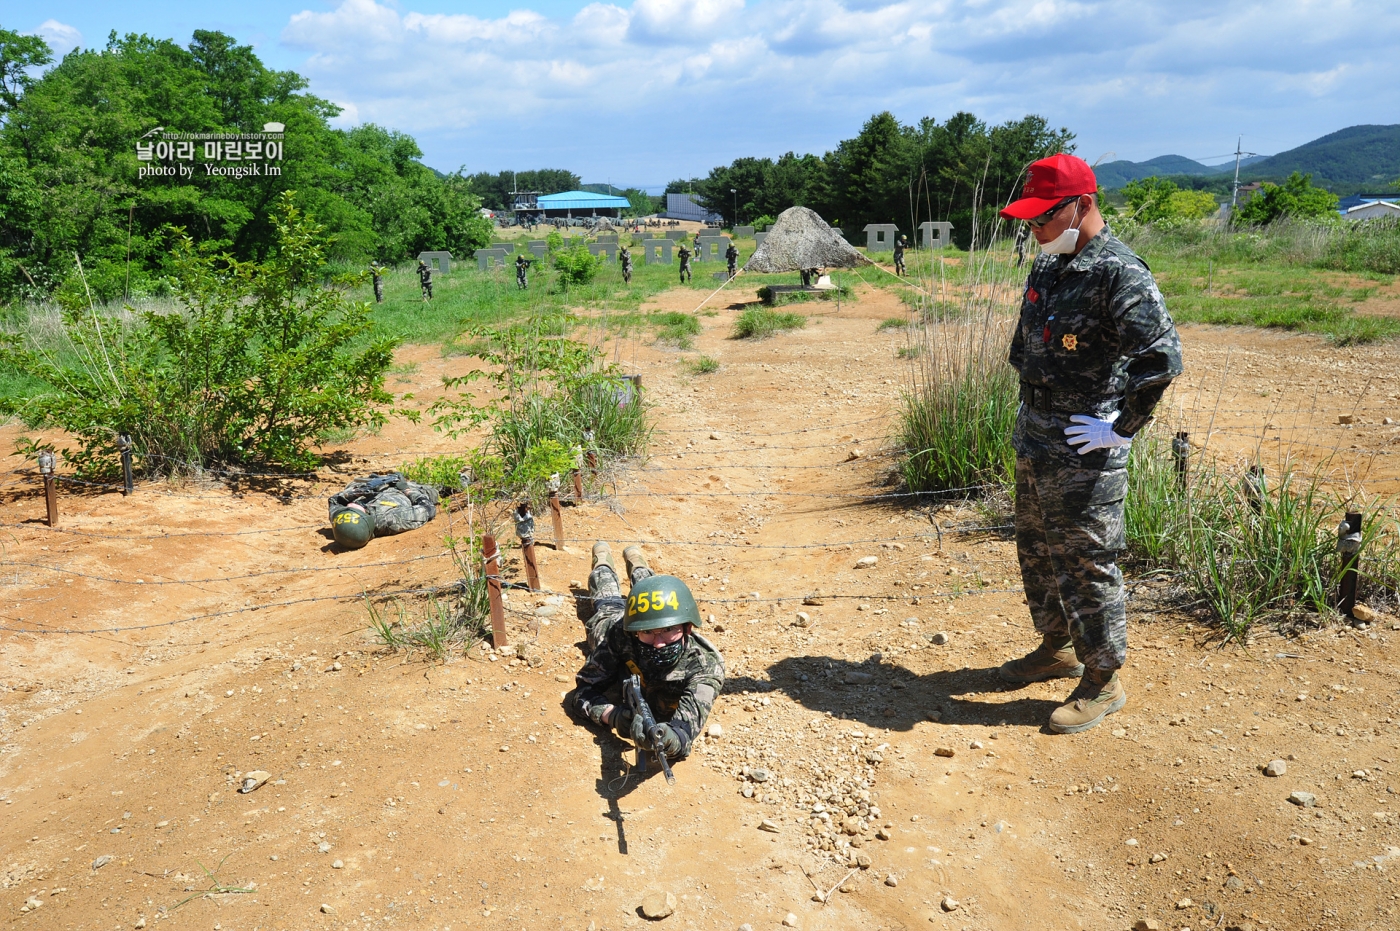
[1240,124,1400,186]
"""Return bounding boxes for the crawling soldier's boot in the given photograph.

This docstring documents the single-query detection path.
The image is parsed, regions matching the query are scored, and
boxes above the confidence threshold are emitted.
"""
[622,545,651,586]
[1048,667,1126,735]
[591,542,616,574]
[997,633,1084,684]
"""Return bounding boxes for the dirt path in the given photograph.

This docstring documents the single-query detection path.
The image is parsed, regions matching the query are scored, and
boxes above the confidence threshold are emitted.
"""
[2,286,1399,931]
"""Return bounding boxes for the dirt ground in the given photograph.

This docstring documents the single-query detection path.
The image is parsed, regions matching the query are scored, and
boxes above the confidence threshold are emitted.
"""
[3,280,1400,931]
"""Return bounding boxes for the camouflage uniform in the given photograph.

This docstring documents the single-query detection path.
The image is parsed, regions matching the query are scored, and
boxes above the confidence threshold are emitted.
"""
[725,243,738,278]
[893,237,906,276]
[370,262,384,303]
[418,262,433,300]
[620,247,633,284]
[327,475,439,536]
[677,245,692,283]
[1009,226,1182,672]
[573,563,724,758]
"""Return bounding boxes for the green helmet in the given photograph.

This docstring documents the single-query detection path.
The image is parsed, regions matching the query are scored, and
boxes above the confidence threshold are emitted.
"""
[624,575,702,631]
[331,505,374,549]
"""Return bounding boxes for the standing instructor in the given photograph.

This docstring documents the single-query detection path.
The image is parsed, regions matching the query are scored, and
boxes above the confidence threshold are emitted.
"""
[998,154,1182,734]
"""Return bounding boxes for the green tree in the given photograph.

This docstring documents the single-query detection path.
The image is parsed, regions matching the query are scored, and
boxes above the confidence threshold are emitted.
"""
[0,26,52,115]
[1122,176,1219,222]
[1234,172,1340,225]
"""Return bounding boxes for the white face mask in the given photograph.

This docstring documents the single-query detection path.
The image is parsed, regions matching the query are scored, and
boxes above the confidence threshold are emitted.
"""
[1039,203,1082,255]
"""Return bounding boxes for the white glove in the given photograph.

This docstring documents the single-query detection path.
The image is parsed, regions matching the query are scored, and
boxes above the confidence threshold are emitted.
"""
[1064,411,1133,455]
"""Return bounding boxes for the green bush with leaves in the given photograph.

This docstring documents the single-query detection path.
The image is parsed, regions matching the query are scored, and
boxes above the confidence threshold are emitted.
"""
[0,193,398,475]
[429,317,650,501]
[1122,177,1218,222]
[552,242,603,288]
[1234,172,1340,225]
[733,307,807,339]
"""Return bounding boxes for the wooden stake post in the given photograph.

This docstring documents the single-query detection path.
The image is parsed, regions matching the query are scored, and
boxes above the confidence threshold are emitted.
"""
[515,502,541,591]
[119,433,134,496]
[482,534,508,649]
[549,490,564,551]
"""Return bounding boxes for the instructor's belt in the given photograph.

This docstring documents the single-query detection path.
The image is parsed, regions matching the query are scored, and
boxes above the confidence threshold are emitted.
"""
[1020,383,1122,414]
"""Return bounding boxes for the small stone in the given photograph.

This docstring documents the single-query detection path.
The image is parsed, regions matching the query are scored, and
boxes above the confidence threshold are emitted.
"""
[1125,838,1138,846]
[134,918,147,929]
[969,740,984,750]
[1111,727,1127,738]
[91,855,112,870]
[320,904,335,915]
[225,690,234,697]
[925,710,942,722]
[1338,414,1356,425]
[742,785,754,799]
[1175,897,1193,909]
[1133,921,1162,931]
[1149,852,1168,864]
[934,747,955,758]
[240,770,271,793]
[854,852,872,868]
[782,912,799,927]
[793,611,811,628]
[1225,875,1244,891]
[929,631,949,645]
[843,816,862,835]
[640,890,676,919]
[1352,604,1378,623]
[884,873,898,887]
[845,448,864,462]
[844,670,873,685]
[332,859,343,869]
[534,605,559,618]
[876,827,892,840]
[855,556,878,569]
[750,768,771,783]
[709,431,723,440]
[803,593,825,606]
[155,820,169,828]
[1264,760,1287,777]
[1288,791,1317,807]
[758,819,780,833]
[1298,836,1313,846]
[940,896,959,912]
[318,842,332,853]
[707,723,723,738]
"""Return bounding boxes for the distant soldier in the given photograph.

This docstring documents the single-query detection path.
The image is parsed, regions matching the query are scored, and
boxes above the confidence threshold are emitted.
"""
[370,261,385,303]
[677,244,692,284]
[417,260,433,301]
[620,246,633,284]
[893,235,907,276]
[725,241,738,278]
[516,253,532,290]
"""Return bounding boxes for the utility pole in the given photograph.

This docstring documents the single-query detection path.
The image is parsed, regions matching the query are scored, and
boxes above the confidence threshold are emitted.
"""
[731,188,737,228]
[1230,137,1259,211]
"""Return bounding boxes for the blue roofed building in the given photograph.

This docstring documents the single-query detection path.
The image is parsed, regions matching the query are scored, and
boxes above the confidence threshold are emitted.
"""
[533,190,631,219]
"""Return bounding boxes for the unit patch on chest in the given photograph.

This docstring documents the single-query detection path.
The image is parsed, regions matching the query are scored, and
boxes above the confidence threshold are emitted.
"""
[1061,333,1078,351]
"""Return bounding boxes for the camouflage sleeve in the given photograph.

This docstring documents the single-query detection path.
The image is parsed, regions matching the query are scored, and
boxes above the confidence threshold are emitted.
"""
[1111,262,1183,436]
[573,628,623,726]
[662,667,724,757]
[1008,294,1027,373]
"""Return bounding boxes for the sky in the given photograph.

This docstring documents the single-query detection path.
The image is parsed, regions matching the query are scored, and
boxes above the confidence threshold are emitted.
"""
[17,0,1400,189]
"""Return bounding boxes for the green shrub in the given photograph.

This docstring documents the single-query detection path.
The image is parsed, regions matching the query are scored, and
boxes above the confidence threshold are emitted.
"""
[899,358,1016,494]
[400,454,471,493]
[877,317,908,331]
[552,242,602,288]
[686,355,719,374]
[1321,219,1400,274]
[0,192,397,476]
[751,215,775,232]
[653,311,701,348]
[732,308,807,339]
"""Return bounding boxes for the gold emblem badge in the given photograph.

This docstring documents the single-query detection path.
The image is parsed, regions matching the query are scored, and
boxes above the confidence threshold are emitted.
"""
[1061,333,1078,351]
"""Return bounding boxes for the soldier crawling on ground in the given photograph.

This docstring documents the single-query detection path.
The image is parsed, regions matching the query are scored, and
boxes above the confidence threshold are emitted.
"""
[620,245,633,284]
[572,544,725,769]
[417,260,433,301]
[677,244,692,283]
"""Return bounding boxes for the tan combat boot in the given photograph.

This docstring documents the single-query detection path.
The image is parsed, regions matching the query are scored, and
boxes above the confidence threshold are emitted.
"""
[622,545,650,579]
[998,634,1085,684]
[591,542,616,573]
[1048,668,1127,734]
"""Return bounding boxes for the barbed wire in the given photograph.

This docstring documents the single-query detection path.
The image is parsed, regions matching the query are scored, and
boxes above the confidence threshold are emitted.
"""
[0,552,452,587]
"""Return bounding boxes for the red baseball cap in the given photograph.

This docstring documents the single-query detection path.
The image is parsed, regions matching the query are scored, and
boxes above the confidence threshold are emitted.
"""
[1000,154,1097,220]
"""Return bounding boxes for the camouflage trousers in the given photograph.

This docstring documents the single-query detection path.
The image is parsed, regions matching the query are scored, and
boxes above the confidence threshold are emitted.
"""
[584,562,654,654]
[1014,455,1128,672]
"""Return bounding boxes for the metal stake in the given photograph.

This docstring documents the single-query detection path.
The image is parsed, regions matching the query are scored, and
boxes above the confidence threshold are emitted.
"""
[515,502,540,592]
[38,450,57,527]
[118,433,134,496]
[1337,512,1363,618]
[482,534,508,648]
[1171,431,1190,491]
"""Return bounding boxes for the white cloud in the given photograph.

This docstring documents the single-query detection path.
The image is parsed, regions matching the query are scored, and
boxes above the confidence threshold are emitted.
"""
[33,19,83,58]
[277,0,1400,181]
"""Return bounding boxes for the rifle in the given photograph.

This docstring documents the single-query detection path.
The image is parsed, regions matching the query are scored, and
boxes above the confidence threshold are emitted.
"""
[623,674,675,785]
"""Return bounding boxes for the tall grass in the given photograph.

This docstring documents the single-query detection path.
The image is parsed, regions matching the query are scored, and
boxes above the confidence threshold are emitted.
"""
[1125,432,1399,638]
[897,224,1022,495]
[732,308,807,339]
